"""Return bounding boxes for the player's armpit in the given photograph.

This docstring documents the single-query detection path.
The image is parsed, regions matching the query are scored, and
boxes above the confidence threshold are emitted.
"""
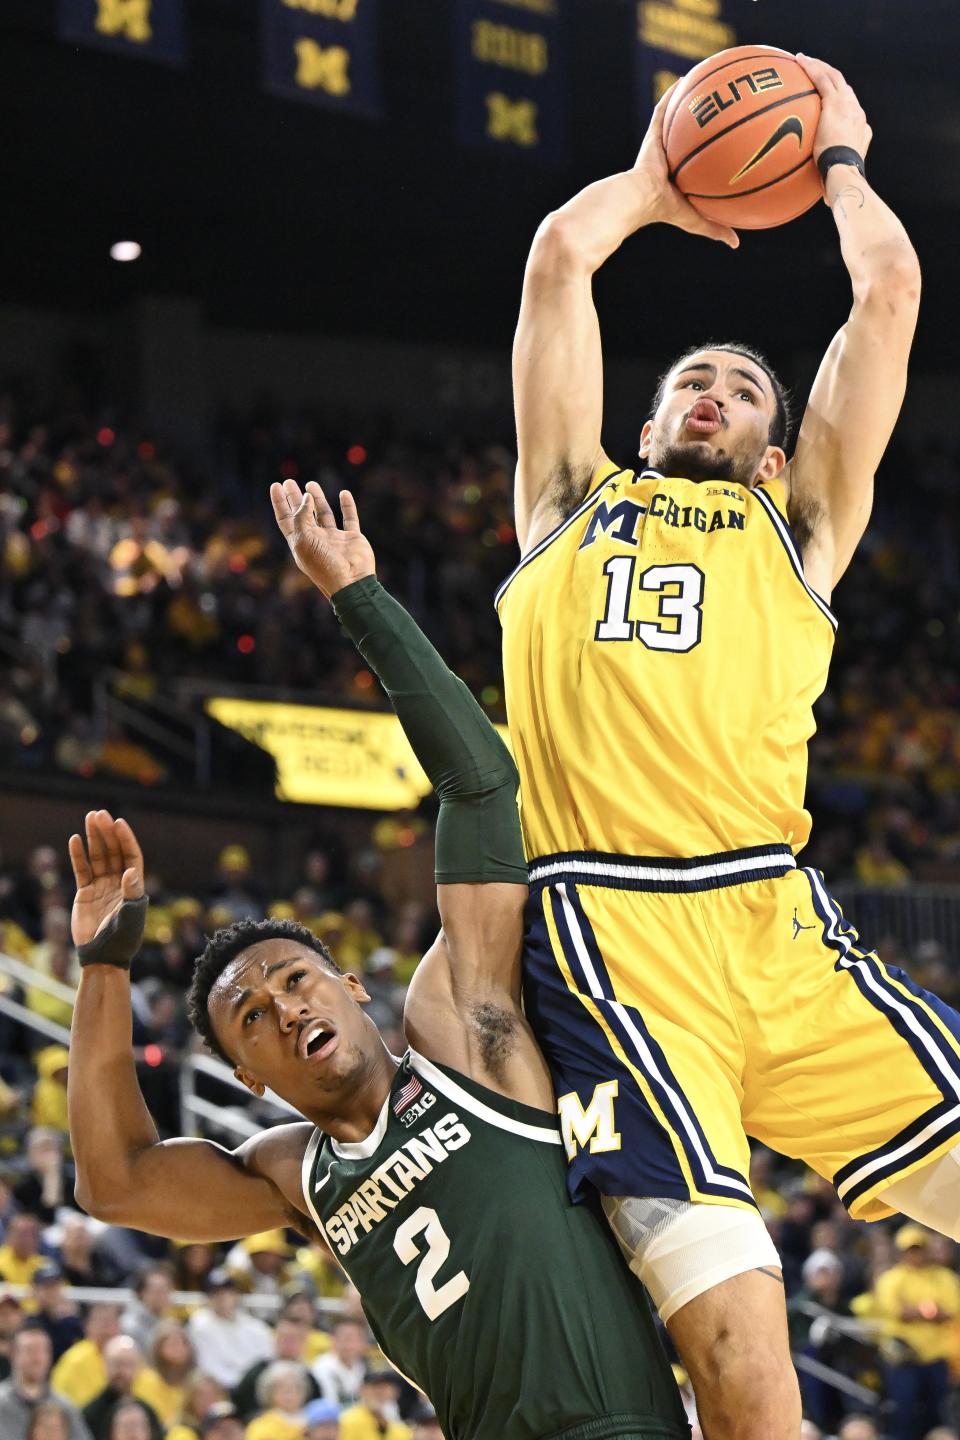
[403,912,555,1106]
[78,1121,315,1243]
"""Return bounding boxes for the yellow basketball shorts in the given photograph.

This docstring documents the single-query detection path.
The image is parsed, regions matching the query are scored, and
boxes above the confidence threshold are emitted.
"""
[522,844,960,1222]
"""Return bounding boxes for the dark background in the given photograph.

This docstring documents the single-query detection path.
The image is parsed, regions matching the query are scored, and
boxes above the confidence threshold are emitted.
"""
[0,0,957,372]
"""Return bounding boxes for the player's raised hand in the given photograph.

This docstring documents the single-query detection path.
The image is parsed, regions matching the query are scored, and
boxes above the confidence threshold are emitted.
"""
[797,53,872,164]
[69,810,145,948]
[270,478,375,600]
[634,85,739,250]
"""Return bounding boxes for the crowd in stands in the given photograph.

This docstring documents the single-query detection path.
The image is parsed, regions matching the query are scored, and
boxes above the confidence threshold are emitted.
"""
[0,381,959,1436]
[0,820,959,1438]
[0,385,958,879]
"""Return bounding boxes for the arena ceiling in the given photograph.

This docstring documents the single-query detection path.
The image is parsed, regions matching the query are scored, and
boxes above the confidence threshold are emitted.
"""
[1,0,958,371]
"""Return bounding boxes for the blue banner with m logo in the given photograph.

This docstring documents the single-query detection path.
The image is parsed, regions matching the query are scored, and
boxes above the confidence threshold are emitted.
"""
[57,0,187,66]
[261,0,381,117]
[455,0,565,164]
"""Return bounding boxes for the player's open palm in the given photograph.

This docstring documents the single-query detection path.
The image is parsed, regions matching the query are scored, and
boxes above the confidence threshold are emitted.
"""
[270,479,375,600]
[68,810,145,947]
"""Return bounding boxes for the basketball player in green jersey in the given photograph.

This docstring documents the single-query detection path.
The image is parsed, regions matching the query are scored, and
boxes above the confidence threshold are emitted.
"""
[66,479,689,1440]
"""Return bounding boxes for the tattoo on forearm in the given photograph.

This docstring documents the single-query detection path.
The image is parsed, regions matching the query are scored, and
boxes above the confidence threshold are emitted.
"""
[756,1266,785,1285]
[832,185,865,222]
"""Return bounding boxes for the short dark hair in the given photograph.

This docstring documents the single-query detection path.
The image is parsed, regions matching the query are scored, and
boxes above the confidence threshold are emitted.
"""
[135,1261,174,1296]
[13,1320,51,1350]
[187,918,340,1064]
[650,342,793,451]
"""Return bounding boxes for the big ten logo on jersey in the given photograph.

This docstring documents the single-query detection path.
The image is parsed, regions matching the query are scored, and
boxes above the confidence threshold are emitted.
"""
[95,0,152,43]
[393,1072,437,1128]
[690,67,783,129]
[557,1081,621,1162]
[323,1113,472,1257]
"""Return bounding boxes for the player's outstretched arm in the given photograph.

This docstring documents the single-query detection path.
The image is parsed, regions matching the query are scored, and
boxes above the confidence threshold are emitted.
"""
[786,54,921,597]
[67,810,315,1241]
[271,482,548,1097]
[270,480,528,917]
[513,87,739,553]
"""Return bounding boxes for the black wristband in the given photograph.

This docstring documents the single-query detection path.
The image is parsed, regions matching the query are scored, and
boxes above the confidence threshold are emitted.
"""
[817,146,866,184]
[77,895,148,969]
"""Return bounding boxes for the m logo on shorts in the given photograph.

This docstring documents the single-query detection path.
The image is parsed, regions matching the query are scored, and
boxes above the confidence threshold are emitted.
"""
[558,1081,622,1160]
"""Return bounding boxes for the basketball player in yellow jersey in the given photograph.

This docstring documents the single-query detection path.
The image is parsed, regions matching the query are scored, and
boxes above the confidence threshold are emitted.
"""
[505,52,944,1440]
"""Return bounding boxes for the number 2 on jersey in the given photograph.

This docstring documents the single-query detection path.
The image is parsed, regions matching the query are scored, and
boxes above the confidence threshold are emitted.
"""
[595,559,704,652]
[393,1206,470,1321]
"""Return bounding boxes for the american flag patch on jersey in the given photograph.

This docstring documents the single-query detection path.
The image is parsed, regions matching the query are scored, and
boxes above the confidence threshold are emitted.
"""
[393,1073,423,1116]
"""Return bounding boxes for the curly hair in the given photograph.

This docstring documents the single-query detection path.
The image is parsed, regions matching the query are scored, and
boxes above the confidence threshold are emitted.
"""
[187,918,340,1064]
[649,341,794,451]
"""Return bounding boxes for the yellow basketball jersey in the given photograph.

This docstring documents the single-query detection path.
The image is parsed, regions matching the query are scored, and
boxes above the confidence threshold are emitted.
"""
[497,460,837,861]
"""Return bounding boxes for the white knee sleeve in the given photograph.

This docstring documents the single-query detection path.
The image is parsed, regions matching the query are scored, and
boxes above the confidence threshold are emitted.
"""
[879,1142,960,1240]
[602,1194,781,1323]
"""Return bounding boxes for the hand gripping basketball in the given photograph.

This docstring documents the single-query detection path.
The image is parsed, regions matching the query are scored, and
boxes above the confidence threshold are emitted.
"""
[796,53,872,166]
[634,86,740,250]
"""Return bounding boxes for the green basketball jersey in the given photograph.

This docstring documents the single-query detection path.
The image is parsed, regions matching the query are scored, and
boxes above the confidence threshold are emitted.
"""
[302,1050,688,1440]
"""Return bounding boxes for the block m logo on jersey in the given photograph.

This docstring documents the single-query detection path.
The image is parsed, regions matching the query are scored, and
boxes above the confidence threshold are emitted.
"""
[95,0,153,42]
[578,498,645,551]
[558,1081,621,1160]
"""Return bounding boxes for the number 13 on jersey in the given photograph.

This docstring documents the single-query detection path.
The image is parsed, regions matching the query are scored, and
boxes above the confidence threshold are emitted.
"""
[595,560,705,652]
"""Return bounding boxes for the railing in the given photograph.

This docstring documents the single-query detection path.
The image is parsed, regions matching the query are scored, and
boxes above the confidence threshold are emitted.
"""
[0,950,297,1143]
[179,1051,300,1142]
[0,1281,344,1321]
[831,883,960,957]
[0,951,74,1047]
[790,1299,895,1420]
[92,675,212,788]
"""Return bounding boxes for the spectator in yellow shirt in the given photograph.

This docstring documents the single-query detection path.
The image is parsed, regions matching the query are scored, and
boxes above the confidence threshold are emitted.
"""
[163,1372,227,1440]
[872,1223,960,1440]
[26,908,77,1027]
[51,1302,121,1407]
[30,1047,70,1134]
[338,1373,411,1440]
[226,1230,295,1298]
[244,1361,310,1440]
[0,1212,46,1288]
[135,1321,196,1429]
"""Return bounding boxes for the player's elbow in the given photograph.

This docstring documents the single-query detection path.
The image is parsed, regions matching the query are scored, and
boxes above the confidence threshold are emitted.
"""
[526,212,590,278]
[858,244,922,308]
[73,1172,134,1225]
[73,1174,106,1220]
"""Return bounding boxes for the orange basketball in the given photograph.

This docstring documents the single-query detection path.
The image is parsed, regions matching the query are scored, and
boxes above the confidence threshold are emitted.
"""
[663,45,822,230]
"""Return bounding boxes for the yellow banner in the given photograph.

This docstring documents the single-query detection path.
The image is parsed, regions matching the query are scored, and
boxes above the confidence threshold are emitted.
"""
[206,698,509,810]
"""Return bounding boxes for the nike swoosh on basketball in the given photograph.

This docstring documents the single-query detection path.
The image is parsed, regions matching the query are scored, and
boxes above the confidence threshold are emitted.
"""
[730,116,804,184]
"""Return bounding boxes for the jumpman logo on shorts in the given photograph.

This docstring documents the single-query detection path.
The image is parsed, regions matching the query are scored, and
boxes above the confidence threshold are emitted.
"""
[792,907,817,941]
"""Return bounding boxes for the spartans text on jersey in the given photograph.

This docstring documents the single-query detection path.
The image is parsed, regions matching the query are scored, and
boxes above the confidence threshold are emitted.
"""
[323,1111,471,1255]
